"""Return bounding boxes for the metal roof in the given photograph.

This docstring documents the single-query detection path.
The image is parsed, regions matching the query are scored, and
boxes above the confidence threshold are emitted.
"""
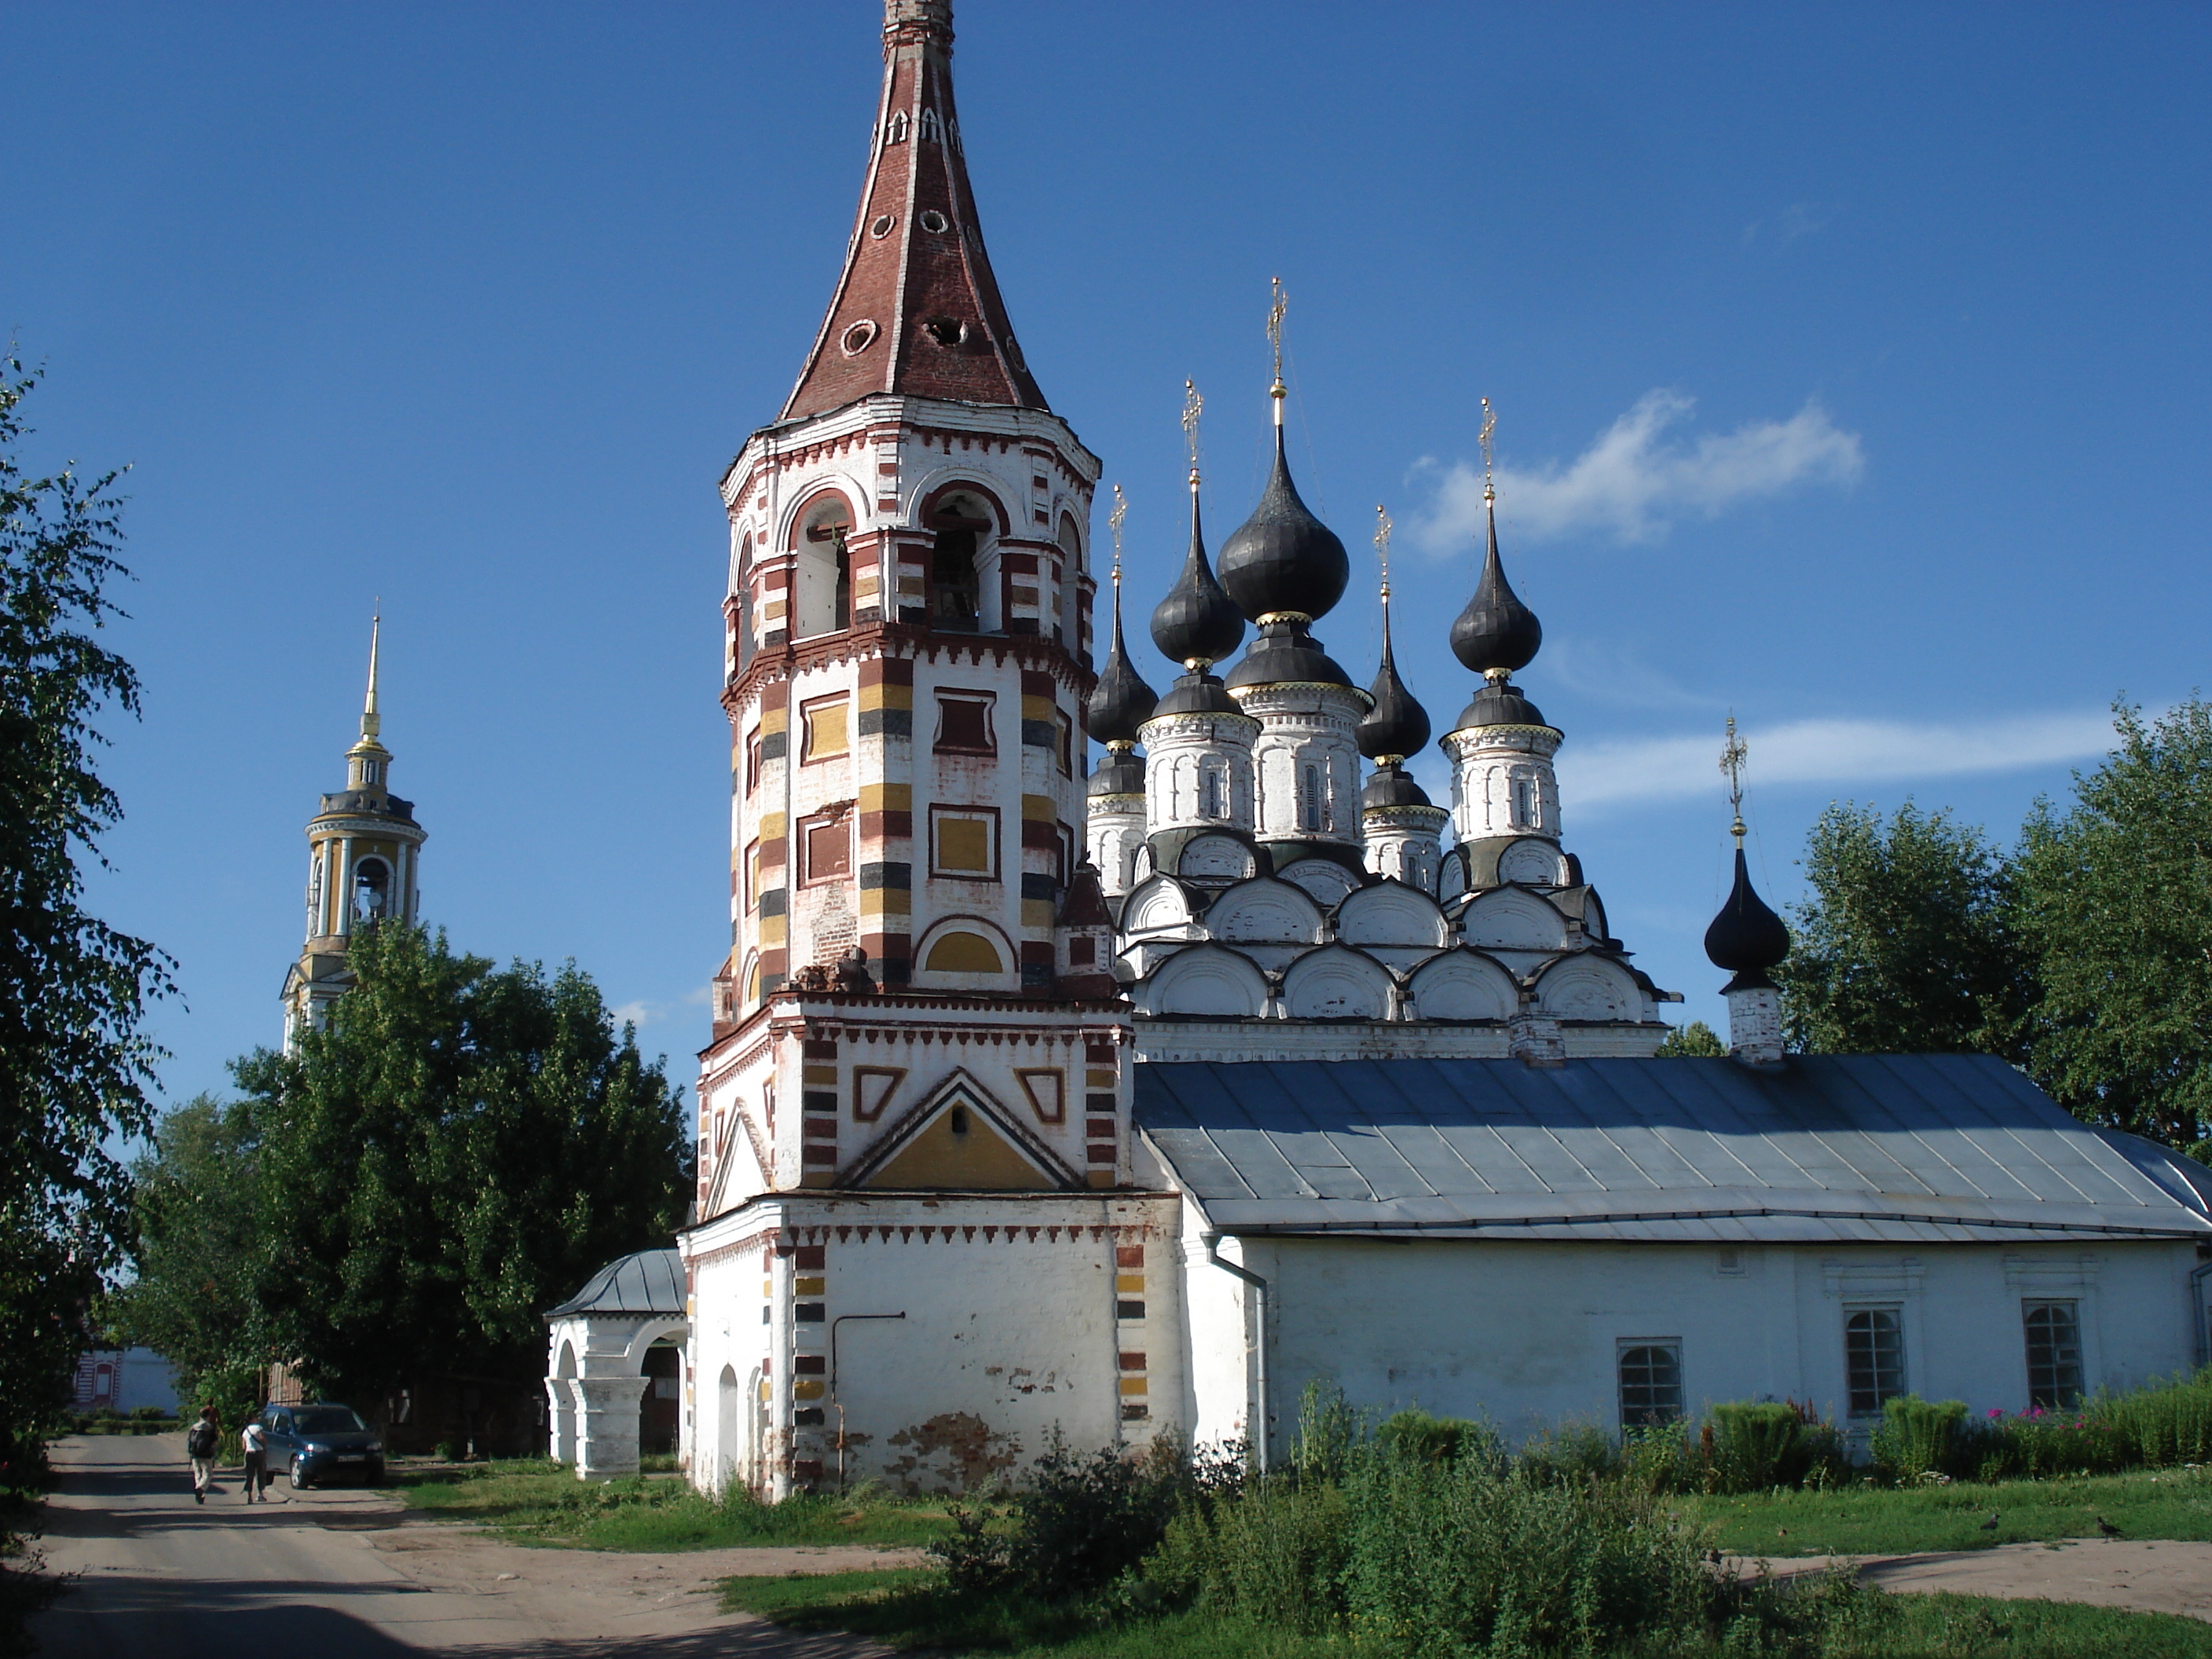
[544,1248,687,1319]
[1134,1055,2212,1244]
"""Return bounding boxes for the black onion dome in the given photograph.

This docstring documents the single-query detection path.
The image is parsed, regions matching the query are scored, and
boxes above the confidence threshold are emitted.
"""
[1222,617,1358,691]
[1448,504,1543,676]
[1150,485,1245,668]
[1357,617,1430,760]
[1088,746,1147,800]
[1218,427,1350,622]
[1704,846,1790,987]
[1452,678,1551,734]
[1360,760,1433,812]
[1086,586,1158,746]
[1150,668,1243,718]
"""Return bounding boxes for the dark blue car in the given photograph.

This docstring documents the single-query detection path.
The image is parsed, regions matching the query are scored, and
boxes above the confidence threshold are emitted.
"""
[259,1402,386,1489]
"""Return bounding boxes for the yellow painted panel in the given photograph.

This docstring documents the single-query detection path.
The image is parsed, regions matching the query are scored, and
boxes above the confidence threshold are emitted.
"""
[859,782,913,812]
[759,916,786,945]
[802,1065,838,1086]
[924,930,1002,972]
[793,1379,826,1400]
[1021,899,1057,929]
[1021,695,1057,722]
[1119,1378,1148,1396]
[1115,1274,1145,1293]
[757,1379,772,1401]
[866,1107,1055,1192]
[1086,1170,1116,1188]
[794,1276,826,1296]
[804,702,849,760]
[1086,1069,1117,1088]
[858,683,914,712]
[760,707,788,734]
[859,888,912,917]
[759,813,787,838]
[936,819,991,872]
[1021,793,1056,822]
[762,1280,772,1297]
[800,1170,837,1188]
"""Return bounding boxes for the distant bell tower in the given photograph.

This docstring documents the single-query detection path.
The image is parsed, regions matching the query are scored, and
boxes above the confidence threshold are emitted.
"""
[281,613,425,1048]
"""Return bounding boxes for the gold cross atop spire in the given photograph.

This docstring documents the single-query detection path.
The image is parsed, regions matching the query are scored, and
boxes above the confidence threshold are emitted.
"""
[1375,505,1393,603]
[361,603,383,742]
[1719,713,1749,842]
[1181,379,1204,482]
[1479,397,1498,504]
[1266,277,1288,423]
[1108,484,1128,588]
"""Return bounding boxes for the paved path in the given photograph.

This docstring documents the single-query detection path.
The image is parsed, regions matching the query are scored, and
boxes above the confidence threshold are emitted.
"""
[1734,1539,2212,1623]
[29,1435,915,1657]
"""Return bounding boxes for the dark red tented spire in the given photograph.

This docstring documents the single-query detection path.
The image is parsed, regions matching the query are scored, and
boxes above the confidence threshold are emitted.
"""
[780,0,1048,420]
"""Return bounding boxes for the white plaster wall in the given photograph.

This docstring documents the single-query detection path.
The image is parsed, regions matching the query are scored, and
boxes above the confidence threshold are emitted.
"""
[1223,1237,2201,1455]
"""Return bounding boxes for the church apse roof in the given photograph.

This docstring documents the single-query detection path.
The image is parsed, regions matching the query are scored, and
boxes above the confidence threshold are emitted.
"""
[545,1247,686,1319]
[1135,1056,2212,1245]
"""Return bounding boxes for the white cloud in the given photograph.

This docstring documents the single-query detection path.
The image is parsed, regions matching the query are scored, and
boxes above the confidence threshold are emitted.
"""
[610,983,713,1032]
[1560,710,2116,811]
[1410,390,1864,549]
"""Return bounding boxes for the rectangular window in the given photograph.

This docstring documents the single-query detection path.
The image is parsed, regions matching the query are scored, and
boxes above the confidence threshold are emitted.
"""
[745,727,763,793]
[802,815,851,884]
[801,696,848,763]
[934,691,995,754]
[930,805,999,880]
[2023,1300,2084,1409]
[1845,1306,1905,1415]
[1298,761,1328,832]
[1055,709,1075,776]
[745,840,761,912]
[1617,1341,1683,1429]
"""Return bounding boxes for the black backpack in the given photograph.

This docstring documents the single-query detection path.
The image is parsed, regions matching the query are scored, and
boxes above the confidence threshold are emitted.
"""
[185,1421,217,1457]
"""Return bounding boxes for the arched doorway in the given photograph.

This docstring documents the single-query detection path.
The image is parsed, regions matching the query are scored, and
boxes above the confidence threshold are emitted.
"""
[716,1365,741,1494]
[551,1340,578,1465]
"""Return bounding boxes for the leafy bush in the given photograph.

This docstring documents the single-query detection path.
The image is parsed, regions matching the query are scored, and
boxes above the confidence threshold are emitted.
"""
[1870,1395,1969,1482]
[1148,1475,1352,1633]
[2100,1367,2212,1467]
[1373,1408,1495,1469]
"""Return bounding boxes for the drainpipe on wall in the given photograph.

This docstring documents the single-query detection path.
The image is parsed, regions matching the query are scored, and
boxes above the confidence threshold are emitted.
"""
[1202,1232,1269,1474]
[828,1312,906,1492]
[2189,1258,2212,1370]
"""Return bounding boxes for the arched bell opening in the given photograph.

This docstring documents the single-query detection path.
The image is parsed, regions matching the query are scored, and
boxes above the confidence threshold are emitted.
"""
[353,855,392,923]
[792,493,856,639]
[925,489,1000,632]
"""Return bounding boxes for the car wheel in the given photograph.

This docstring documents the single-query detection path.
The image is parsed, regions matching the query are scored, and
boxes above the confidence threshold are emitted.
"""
[291,1456,311,1491]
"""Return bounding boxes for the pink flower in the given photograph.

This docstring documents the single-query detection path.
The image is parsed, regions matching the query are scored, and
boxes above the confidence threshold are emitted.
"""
[1988,1408,2004,1419]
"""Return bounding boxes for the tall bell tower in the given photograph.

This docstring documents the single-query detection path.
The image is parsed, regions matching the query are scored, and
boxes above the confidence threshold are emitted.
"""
[685,0,1163,1502]
[281,614,425,1047]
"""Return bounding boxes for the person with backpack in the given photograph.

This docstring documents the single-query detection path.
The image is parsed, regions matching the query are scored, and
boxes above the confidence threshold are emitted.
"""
[185,1407,219,1503]
[240,1412,269,1503]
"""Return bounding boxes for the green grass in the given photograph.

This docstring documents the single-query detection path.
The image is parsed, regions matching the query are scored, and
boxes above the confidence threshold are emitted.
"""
[394,1459,951,1551]
[1682,1465,2212,1557]
[719,1568,2212,1657]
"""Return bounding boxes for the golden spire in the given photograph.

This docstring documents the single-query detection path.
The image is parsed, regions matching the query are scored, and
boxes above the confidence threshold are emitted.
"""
[1266,276,1288,426]
[1719,713,1749,843]
[1181,378,1204,486]
[1374,504,1393,606]
[361,605,383,743]
[1108,483,1128,590]
[1479,397,1498,506]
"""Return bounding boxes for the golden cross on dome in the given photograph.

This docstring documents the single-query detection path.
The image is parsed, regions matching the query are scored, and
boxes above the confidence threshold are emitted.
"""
[1374,505,1393,602]
[1108,484,1128,586]
[1181,379,1203,478]
[1266,276,1288,390]
[1719,713,1749,842]
[1479,397,1498,504]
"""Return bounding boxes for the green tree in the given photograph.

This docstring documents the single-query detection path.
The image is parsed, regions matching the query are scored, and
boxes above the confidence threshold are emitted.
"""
[2015,698,2212,1148]
[1654,1020,1727,1057]
[232,924,692,1410]
[0,355,170,1550]
[114,1096,270,1423]
[1775,800,2031,1060]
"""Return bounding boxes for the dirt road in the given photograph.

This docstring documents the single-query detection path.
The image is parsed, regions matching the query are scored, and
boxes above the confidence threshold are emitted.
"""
[29,1434,914,1657]
[1734,1538,2212,1623]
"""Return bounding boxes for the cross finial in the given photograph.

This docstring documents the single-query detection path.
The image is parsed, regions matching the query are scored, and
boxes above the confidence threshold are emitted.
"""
[1374,504,1393,603]
[1181,378,1203,481]
[1479,397,1498,504]
[361,603,383,742]
[1719,712,1749,842]
[1108,484,1128,587]
[1267,276,1288,387]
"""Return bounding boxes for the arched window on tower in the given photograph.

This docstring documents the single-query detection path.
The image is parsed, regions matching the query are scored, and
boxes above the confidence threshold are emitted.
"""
[353,856,391,923]
[927,493,991,632]
[308,849,326,936]
[1298,763,1327,833]
[1054,514,1082,648]
[1512,774,1540,830]
[794,496,855,639]
[885,110,909,146]
[1201,764,1226,821]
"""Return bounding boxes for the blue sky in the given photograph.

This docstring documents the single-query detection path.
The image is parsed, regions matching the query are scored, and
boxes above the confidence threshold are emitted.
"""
[5,1,2207,1108]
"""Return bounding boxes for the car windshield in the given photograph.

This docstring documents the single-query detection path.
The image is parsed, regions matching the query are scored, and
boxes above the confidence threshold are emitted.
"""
[292,1407,368,1434]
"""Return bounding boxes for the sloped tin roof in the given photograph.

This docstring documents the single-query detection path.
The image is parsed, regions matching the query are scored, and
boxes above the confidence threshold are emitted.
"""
[546,1248,686,1319]
[1134,1055,2212,1244]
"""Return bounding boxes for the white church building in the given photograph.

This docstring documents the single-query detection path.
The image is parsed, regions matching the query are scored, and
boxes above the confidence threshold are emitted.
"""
[545,0,2212,1493]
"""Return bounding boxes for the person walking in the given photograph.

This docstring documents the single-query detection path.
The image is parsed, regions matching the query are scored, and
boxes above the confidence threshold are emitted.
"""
[240,1412,269,1503]
[185,1406,219,1504]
